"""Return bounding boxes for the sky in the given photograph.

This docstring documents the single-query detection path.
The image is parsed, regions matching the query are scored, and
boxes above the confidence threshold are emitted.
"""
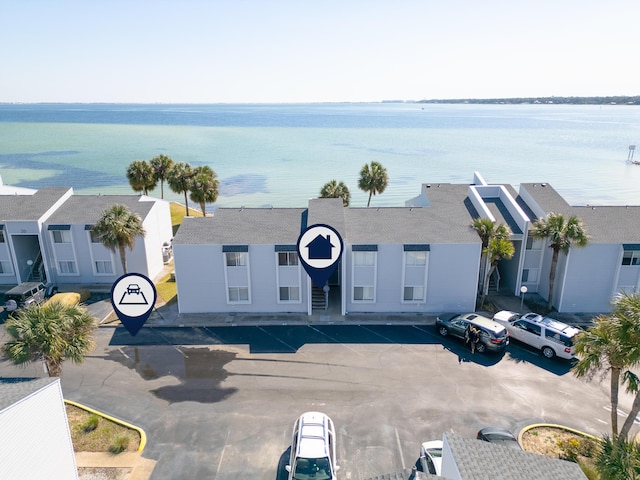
[1,0,638,103]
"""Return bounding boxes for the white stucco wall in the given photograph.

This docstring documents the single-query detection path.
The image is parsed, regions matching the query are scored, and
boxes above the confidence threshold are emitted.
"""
[0,379,78,480]
[558,244,620,313]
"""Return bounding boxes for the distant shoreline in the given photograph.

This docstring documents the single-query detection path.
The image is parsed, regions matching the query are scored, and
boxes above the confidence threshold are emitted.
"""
[416,95,640,105]
[1,96,639,106]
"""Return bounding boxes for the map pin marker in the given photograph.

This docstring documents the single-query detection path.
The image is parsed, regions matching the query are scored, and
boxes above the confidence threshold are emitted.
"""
[110,273,157,336]
[297,224,344,289]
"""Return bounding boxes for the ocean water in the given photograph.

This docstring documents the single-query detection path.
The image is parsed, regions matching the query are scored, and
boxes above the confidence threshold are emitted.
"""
[0,103,638,209]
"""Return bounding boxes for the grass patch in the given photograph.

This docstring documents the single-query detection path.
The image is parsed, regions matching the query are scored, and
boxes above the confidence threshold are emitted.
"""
[170,202,203,235]
[109,435,130,454]
[66,403,140,453]
[155,264,177,304]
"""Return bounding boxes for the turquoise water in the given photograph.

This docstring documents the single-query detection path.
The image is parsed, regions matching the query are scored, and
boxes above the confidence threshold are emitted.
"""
[0,103,638,208]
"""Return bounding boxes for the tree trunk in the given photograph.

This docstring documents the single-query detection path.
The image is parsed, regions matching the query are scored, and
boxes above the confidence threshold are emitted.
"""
[184,191,190,216]
[160,180,164,199]
[367,191,372,207]
[119,242,128,274]
[619,387,640,440]
[611,366,621,438]
[547,248,560,309]
[45,357,62,377]
[479,264,496,308]
[200,201,206,217]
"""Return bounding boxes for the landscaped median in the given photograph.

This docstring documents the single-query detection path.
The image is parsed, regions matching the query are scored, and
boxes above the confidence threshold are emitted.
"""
[66,400,156,480]
[65,400,146,453]
[519,423,603,477]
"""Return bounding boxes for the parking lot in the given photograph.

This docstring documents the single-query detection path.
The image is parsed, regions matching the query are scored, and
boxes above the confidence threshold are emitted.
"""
[0,322,628,479]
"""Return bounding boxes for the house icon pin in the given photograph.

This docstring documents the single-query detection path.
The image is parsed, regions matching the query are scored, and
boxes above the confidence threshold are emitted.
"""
[305,234,335,260]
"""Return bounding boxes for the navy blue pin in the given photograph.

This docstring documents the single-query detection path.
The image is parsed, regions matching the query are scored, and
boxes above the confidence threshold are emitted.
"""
[110,273,157,336]
[297,224,344,289]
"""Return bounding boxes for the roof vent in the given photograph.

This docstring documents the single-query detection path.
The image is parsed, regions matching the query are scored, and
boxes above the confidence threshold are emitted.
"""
[541,183,547,187]
[426,184,431,188]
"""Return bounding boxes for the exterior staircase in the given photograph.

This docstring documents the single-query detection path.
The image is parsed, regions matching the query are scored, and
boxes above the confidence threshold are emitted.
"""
[26,253,45,282]
[311,285,326,311]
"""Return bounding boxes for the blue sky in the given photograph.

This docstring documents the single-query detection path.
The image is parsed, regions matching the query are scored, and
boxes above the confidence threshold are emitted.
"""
[1,0,638,103]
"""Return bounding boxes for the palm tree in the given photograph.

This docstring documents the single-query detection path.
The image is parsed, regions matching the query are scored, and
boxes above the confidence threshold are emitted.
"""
[91,204,146,274]
[471,219,510,293]
[530,212,588,309]
[168,162,195,216]
[479,235,515,308]
[573,293,640,440]
[126,160,156,195]
[189,166,219,216]
[2,301,97,377]
[358,161,388,207]
[596,436,640,480]
[320,179,351,207]
[150,154,174,199]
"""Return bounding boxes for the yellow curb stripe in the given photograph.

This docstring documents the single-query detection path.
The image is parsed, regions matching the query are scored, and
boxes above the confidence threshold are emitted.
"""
[65,399,147,452]
[518,423,604,446]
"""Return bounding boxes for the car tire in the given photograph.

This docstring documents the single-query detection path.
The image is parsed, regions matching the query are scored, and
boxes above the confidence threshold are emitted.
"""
[438,326,448,336]
[542,346,555,359]
[476,342,487,353]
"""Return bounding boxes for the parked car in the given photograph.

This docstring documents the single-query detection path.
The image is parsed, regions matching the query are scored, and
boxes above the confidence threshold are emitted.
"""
[492,310,580,360]
[285,412,339,480]
[477,427,522,450]
[3,282,54,311]
[435,313,509,353]
[418,440,443,475]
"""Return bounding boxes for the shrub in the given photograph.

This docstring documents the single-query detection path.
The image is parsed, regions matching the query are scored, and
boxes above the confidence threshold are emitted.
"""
[82,415,100,433]
[108,435,130,454]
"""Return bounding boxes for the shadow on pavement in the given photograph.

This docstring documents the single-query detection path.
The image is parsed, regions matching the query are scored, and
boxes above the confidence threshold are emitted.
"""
[503,341,575,376]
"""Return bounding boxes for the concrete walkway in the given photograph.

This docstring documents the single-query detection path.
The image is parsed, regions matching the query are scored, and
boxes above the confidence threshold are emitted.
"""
[76,452,156,480]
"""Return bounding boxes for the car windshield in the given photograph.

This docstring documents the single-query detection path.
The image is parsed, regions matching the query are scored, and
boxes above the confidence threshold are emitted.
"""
[293,457,332,480]
[426,447,442,458]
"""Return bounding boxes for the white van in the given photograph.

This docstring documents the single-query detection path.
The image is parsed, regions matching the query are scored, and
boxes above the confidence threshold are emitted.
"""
[493,311,581,360]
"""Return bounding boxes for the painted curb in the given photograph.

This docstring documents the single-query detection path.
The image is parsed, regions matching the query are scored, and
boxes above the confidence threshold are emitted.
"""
[518,423,604,446]
[65,399,147,452]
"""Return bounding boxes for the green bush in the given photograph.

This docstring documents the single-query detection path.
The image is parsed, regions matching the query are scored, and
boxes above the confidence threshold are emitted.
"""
[108,435,130,454]
[82,415,100,433]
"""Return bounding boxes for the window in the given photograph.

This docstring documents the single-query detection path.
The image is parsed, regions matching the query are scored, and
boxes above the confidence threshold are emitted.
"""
[622,251,640,266]
[226,252,247,266]
[514,320,541,336]
[278,252,298,266]
[526,236,543,250]
[58,261,76,274]
[279,286,300,302]
[353,251,375,266]
[90,231,102,243]
[521,268,538,283]
[405,251,427,266]
[404,286,424,301]
[95,260,113,274]
[52,230,71,244]
[0,231,4,243]
[0,261,10,274]
[228,286,249,302]
[354,286,374,301]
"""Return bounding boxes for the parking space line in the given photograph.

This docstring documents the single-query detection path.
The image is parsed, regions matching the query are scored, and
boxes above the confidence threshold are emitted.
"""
[307,326,365,356]
[257,326,300,353]
[395,427,406,470]
[215,430,231,479]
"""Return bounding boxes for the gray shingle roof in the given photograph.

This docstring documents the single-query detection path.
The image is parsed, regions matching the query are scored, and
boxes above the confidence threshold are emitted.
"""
[173,208,307,245]
[0,188,71,221]
[520,183,640,243]
[346,184,480,245]
[46,195,155,225]
[174,190,481,247]
[0,378,59,412]
[445,432,587,480]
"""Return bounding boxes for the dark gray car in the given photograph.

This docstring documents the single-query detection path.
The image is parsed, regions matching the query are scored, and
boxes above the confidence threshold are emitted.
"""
[435,313,509,353]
